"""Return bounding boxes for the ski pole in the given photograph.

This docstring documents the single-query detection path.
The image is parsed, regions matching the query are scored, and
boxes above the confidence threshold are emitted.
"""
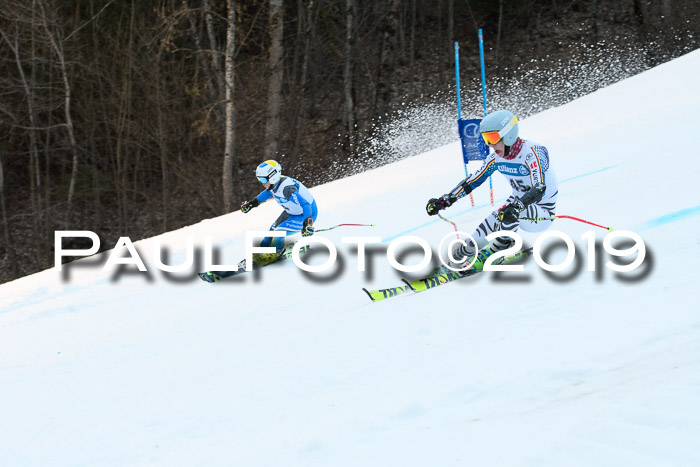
[314,223,375,233]
[438,213,460,240]
[521,215,613,231]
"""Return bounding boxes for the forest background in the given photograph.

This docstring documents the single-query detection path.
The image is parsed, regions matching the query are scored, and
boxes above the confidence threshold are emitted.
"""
[1,0,698,284]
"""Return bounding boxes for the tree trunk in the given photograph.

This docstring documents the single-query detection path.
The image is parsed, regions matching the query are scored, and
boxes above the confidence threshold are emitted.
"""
[186,1,218,107]
[38,0,79,213]
[202,0,226,132]
[375,0,400,119]
[591,0,600,41]
[0,148,15,276]
[409,0,417,96]
[0,25,41,235]
[633,0,657,66]
[155,61,169,230]
[264,0,284,160]
[292,0,315,159]
[343,0,357,151]
[223,0,237,212]
[496,0,504,72]
[447,0,454,71]
[30,1,42,195]
[437,0,444,83]
[114,2,136,231]
[202,0,226,100]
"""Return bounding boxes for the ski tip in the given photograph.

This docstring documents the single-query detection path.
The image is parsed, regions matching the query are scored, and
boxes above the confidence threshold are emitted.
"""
[361,288,376,302]
[198,272,215,283]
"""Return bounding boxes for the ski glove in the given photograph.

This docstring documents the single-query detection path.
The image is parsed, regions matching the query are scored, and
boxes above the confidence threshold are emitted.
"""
[426,195,456,216]
[241,198,260,213]
[497,183,547,225]
[497,203,521,225]
[301,217,315,237]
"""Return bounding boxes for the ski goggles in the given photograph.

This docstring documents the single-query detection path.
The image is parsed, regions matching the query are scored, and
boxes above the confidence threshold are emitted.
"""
[257,176,269,184]
[481,115,519,145]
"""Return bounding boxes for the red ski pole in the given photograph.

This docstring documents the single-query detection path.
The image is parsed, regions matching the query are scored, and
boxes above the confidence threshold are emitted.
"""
[521,215,613,231]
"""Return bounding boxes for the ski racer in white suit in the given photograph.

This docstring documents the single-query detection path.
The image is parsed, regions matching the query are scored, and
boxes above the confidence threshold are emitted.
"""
[426,110,559,271]
[240,160,318,265]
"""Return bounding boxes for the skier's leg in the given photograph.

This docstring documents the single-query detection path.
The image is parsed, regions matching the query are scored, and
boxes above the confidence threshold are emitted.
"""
[259,212,292,250]
[255,213,294,266]
[450,196,518,263]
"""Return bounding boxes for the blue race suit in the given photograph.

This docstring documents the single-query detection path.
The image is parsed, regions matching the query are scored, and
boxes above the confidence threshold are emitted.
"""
[256,176,318,251]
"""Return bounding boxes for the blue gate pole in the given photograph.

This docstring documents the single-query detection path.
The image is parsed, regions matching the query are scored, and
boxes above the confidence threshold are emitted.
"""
[455,42,462,121]
[455,42,475,207]
[478,29,494,205]
[478,30,488,115]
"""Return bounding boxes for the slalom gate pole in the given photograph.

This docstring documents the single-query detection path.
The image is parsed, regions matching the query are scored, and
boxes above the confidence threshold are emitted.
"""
[455,42,462,122]
[314,223,375,233]
[455,41,475,208]
[438,213,460,240]
[478,29,494,206]
[520,215,613,231]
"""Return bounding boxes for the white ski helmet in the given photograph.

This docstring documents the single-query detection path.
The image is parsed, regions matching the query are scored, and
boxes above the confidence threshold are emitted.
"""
[256,160,282,185]
[479,110,519,146]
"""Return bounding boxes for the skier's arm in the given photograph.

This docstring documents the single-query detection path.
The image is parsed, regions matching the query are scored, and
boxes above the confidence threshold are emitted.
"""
[241,190,272,213]
[425,156,496,216]
[463,155,497,192]
[426,180,467,216]
[256,190,273,203]
[447,179,472,200]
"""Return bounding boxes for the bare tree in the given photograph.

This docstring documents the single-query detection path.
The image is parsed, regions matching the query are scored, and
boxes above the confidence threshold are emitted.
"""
[223,0,237,212]
[0,20,42,216]
[184,1,219,111]
[343,0,357,151]
[264,0,285,159]
[203,0,226,101]
[0,147,14,275]
[292,0,316,159]
[375,0,400,118]
[496,0,504,71]
[447,0,454,70]
[409,0,417,96]
[36,0,80,212]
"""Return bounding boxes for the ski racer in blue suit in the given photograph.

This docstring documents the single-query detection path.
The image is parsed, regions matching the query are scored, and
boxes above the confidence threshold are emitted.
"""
[426,110,558,272]
[240,160,318,265]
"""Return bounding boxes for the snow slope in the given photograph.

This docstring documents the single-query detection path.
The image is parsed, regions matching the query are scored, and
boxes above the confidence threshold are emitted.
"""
[2,50,700,467]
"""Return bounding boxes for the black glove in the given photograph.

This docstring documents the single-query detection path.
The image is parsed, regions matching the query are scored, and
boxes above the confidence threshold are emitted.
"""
[497,203,521,225]
[301,217,315,237]
[241,198,260,213]
[498,183,547,225]
[519,183,546,206]
[426,195,456,216]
